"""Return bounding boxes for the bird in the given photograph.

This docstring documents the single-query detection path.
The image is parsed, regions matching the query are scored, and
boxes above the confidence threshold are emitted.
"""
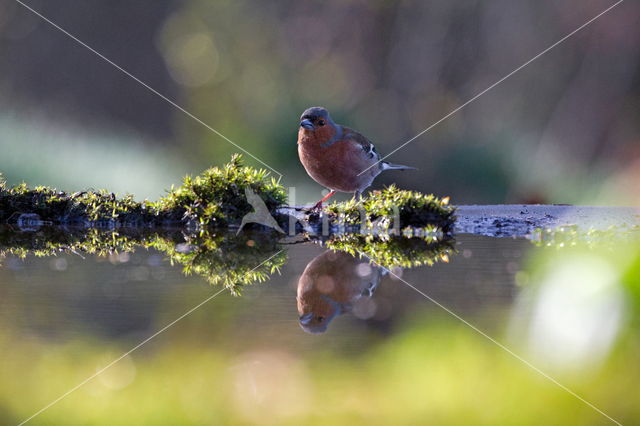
[297,106,415,209]
[297,250,385,334]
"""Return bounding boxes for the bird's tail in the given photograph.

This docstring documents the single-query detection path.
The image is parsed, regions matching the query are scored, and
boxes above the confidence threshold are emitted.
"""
[381,161,417,171]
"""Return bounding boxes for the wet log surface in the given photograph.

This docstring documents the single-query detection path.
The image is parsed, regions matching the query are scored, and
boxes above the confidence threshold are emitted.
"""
[455,205,640,237]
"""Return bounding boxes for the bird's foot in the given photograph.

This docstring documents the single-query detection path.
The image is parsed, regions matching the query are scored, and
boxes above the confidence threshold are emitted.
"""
[305,200,324,213]
[304,190,336,213]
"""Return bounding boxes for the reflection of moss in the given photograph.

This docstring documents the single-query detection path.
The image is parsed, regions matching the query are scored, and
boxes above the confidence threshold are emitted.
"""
[325,232,455,269]
[0,155,286,227]
[148,230,286,295]
[0,226,148,258]
[0,226,285,294]
[529,225,640,249]
[325,185,455,233]
[1,157,458,287]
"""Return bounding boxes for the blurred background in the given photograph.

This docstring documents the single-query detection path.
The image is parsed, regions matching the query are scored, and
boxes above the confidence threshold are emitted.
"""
[0,0,638,204]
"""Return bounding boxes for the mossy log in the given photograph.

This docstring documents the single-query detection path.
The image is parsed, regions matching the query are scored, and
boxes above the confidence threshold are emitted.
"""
[0,155,455,236]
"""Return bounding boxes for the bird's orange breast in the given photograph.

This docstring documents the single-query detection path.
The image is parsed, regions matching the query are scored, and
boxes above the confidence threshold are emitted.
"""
[297,126,377,193]
[297,251,371,315]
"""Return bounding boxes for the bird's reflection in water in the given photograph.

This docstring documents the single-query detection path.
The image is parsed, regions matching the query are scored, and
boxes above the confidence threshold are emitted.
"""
[297,250,386,334]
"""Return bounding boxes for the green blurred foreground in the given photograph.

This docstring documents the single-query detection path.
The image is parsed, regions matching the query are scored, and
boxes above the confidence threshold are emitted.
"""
[0,309,638,425]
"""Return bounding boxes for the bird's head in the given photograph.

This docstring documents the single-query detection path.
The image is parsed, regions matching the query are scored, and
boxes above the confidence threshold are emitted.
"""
[299,311,340,334]
[299,106,333,132]
[297,294,341,334]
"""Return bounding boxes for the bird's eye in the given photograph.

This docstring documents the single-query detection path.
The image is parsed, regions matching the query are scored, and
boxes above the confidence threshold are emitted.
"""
[318,120,325,126]
[317,316,325,322]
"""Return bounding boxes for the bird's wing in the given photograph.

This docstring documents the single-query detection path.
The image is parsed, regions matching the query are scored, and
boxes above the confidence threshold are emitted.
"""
[342,127,381,161]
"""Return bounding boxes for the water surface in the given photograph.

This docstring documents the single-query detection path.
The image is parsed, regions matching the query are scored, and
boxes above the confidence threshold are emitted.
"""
[1,207,638,424]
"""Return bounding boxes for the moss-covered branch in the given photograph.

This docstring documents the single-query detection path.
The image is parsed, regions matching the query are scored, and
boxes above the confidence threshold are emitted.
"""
[0,155,287,229]
[0,156,455,234]
[320,186,455,236]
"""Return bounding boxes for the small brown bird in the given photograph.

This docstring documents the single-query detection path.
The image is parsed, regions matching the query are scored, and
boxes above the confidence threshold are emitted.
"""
[297,250,385,334]
[297,106,415,209]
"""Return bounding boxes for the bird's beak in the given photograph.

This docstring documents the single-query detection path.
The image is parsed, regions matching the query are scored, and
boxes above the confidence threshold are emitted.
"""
[299,312,314,324]
[300,119,314,130]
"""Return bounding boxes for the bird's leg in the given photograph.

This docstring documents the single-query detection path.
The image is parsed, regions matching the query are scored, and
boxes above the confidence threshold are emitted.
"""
[354,191,362,201]
[310,190,336,211]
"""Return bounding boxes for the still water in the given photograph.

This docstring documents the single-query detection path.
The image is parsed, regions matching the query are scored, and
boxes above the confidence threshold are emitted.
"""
[1,235,524,342]
[0,210,638,424]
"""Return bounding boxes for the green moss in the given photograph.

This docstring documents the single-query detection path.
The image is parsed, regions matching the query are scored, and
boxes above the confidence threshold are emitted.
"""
[157,154,286,226]
[1,156,458,232]
[0,181,151,224]
[325,185,455,233]
[0,155,286,227]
